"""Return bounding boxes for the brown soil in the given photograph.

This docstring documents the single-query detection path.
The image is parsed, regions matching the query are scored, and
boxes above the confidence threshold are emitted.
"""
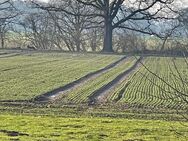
[88,57,143,105]
[34,56,129,102]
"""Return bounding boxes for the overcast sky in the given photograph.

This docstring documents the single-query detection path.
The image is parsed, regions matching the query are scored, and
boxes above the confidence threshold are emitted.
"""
[37,0,188,8]
[176,0,188,8]
[37,0,49,2]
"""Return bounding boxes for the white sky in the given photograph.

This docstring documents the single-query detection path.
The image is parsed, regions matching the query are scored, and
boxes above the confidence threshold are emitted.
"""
[175,0,188,8]
[37,0,49,2]
[36,0,188,8]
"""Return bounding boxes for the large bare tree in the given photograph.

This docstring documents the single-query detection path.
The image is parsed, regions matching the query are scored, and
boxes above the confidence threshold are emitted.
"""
[48,1,99,52]
[33,0,178,52]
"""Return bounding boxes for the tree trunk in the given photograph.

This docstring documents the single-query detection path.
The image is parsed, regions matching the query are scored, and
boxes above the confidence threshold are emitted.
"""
[0,34,5,48]
[91,39,97,52]
[160,37,168,51]
[75,39,81,52]
[102,18,113,52]
[91,30,97,52]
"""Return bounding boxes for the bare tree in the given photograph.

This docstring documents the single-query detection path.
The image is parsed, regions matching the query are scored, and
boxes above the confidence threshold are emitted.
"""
[45,0,101,52]
[0,0,18,48]
[34,0,179,52]
[136,7,188,121]
[114,29,146,52]
[87,28,103,52]
[0,19,8,48]
[20,11,57,50]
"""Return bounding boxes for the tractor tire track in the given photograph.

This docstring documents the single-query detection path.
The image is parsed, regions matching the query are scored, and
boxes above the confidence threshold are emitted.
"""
[0,53,21,58]
[34,56,129,102]
[88,57,143,105]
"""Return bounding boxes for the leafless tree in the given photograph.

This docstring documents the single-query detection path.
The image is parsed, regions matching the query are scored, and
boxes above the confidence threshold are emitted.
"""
[44,0,102,52]
[0,0,18,48]
[32,0,180,52]
[135,7,188,121]
[20,11,57,50]
[87,28,103,52]
[114,29,146,52]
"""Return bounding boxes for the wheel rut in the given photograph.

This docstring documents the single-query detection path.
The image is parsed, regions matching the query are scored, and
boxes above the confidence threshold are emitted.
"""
[0,53,21,58]
[88,57,143,105]
[34,56,129,102]
[0,129,29,137]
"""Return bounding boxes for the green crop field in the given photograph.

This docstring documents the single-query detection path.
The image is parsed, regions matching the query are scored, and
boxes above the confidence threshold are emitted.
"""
[0,50,187,141]
[0,51,121,100]
[109,57,188,110]
[58,57,137,104]
[0,52,187,110]
[52,57,188,111]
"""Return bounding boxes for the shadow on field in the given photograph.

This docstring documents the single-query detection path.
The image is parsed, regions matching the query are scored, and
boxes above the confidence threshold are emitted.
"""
[0,129,29,137]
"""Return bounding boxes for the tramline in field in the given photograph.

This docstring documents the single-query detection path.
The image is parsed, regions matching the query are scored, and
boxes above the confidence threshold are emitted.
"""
[0,50,187,140]
[0,51,187,111]
[109,57,188,110]
[0,52,122,100]
[60,57,137,104]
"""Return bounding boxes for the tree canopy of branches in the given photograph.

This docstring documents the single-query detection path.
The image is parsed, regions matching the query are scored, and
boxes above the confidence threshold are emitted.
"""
[48,1,100,51]
[33,0,178,52]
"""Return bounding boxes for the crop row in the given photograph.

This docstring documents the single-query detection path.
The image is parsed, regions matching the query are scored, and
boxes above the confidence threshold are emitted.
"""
[109,57,188,110]
[0,52,121,100]
[56,57,137,104]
